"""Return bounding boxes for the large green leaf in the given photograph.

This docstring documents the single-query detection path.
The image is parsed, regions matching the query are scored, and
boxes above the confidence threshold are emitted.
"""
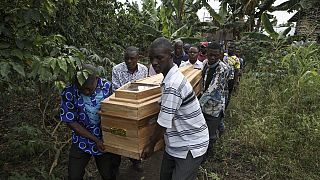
[261,12,278,39]
[11,49,24,60]
[159,5,170,37]
[0,42,10,49]
[172,0,180,18]
[219,1,228,20]
[271,0,300,12]
[54,80,66,91]
[243,32,272,41]
[77,71,86,86]
[57,57,68,73]
[171,24,188,39]
[43,0,57,16]
[50,58,57,70]
[9,62,25,77]
[142,24,162,37]
[180,37,202,44]
[39,66,53,81]
[0,62,11,78]
[279,26,292,39]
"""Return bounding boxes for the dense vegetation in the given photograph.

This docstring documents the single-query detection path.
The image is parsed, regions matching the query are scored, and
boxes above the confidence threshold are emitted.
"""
[0,0,319,179]
[202,41,320,179]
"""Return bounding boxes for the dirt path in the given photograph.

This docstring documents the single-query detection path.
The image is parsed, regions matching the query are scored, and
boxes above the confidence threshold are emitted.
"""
[118,151,163,180]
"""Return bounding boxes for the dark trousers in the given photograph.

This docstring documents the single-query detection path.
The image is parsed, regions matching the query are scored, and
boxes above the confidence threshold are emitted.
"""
[203,113,223,151]
[226,79,235,107]
[68,143,121,180]
[160,151,203,180]
[129,158,141,165]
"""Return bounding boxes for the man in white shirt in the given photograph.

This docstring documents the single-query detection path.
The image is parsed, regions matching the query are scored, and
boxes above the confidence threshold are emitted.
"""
[142,37,209,180]
[112,46,148,91]
[111,46,148,172]
[180,45,203,70]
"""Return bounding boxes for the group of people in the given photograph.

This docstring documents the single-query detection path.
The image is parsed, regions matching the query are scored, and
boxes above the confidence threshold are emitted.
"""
[60,37,244,180]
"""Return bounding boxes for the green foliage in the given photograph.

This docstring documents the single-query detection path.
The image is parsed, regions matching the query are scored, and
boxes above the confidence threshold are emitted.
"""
[201,43,320,179]
[271,0,319,12]
[261,12,277,38]
[8,124,49,159]
[9,172,36,180]
[1,0,144,93]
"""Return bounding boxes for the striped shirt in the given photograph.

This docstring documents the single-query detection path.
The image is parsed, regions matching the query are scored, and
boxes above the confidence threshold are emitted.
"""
[158,65,209,159]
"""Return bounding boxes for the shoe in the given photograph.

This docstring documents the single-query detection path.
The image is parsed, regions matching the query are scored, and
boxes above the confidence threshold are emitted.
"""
[132,162,143,172]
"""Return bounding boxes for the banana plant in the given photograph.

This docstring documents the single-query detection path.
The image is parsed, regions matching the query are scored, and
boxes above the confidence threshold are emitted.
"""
[139,0,206,40]
[271,0,319,12]
[244,12,292,51]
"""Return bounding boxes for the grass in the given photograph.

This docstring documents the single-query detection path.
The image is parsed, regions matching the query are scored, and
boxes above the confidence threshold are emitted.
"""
[200,71,320,180]
[2,44,320,180]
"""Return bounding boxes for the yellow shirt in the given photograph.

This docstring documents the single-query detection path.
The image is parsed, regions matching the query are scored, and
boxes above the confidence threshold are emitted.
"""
[228,55,240,70]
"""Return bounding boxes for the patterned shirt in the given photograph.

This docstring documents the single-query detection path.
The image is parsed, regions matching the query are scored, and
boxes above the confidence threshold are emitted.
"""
[220,61,230,101]
[60,78,111,155]
[112,62,148,91]
[157,65,209,159]
[199,60,228,117]
[227,55,240,80]
[180,60,203,70]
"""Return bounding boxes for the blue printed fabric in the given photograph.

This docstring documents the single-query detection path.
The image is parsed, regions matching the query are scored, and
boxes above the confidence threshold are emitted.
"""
[60,78,111,156]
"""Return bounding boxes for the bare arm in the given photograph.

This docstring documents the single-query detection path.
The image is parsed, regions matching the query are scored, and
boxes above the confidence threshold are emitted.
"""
[141,123,165,159]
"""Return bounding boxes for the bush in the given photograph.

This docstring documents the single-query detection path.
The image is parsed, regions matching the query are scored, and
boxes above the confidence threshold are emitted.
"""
[201,43,320,179]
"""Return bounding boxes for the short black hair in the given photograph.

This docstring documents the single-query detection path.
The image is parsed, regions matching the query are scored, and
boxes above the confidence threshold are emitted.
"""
[125,46,139,54]
[150,37,173,54]
[189,45,199,51]
[207,42,222,51]
[173,39,183,46]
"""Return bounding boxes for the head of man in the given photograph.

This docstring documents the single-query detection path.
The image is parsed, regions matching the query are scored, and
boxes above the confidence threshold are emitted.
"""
[207,42,223,65]
[183,43,191,54]
[149,37,174,76]
[124,46,140,73]
[76,64,98,96]
[199,42,208,55]
[174,39,184,57]
[227,42,235,56]
[188,46,199,64]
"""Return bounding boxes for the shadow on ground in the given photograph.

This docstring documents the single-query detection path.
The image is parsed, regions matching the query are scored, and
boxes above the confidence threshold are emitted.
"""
[118,151,163,180]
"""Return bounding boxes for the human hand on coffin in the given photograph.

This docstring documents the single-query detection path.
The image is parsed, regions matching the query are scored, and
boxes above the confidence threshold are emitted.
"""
[95,139,105,152]
[141,141,156,160]
[141,123,165,159]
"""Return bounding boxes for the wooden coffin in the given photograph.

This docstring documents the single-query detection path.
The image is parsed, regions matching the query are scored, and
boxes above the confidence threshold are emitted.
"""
[100,65,202,159]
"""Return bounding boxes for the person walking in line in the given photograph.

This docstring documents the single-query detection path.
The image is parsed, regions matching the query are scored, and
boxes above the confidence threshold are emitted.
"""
[173,39,189,67]
[142,37,209,180]
[60,64,120,180]
[180,45,203,70]
[199,42,228,158]
[112,46,148,172]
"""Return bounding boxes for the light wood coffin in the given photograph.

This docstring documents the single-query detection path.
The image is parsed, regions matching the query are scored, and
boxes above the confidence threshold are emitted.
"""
[100,65,202,159]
